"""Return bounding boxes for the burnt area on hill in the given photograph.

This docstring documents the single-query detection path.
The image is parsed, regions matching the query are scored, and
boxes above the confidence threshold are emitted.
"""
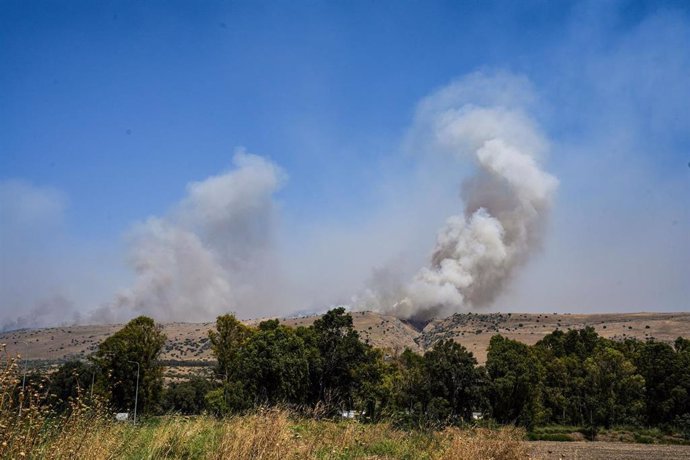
[400,317,433,333]
[415,312,509,349]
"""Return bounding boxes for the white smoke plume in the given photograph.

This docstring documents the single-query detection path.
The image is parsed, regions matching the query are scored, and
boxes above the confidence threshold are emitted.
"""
[389,73,558,320]
[91,149,286,323]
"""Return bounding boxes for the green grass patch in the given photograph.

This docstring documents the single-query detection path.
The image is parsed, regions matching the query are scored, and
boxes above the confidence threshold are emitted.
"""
[527,432,573,442]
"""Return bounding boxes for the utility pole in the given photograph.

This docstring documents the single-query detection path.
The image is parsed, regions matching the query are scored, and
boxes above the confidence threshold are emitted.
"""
[127,360,140,425]
[18,341,30,416]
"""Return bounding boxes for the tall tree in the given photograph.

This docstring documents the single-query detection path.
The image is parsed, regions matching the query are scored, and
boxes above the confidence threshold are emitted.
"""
[487,335,544,427]
[423,339,485,424]
[208,313,253,383]
[636,340,687,425]
[583,346,644,429]
[312,307,374,410]
[235,319,310,405]
[96,316,166,414]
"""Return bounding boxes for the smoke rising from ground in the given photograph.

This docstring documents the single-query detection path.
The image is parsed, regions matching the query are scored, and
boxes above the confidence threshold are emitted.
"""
[90,150,286,323]
[387,74,558,320]
[100,73,559,324]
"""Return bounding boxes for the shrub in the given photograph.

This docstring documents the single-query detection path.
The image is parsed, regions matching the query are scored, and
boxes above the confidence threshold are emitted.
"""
[162,376,216,414]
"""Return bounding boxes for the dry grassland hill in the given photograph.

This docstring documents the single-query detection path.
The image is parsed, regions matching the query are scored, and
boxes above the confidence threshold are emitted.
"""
[2,311,689,372]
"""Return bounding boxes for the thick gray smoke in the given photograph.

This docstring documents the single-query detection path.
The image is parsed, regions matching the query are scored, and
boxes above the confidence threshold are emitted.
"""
[91,149,286,323]
[389,73,558,320]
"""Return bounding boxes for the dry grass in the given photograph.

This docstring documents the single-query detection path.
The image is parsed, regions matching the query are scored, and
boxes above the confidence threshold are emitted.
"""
[438,426,529,460]
[0,410,530,459]
[109,411,528,460]
[0,345,126,459]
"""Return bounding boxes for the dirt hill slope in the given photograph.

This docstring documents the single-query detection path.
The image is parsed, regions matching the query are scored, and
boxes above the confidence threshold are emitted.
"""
[2,311,688,367]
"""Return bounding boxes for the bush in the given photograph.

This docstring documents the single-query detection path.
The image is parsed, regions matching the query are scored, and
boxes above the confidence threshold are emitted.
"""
[204,381,252,416]
[162,376,216,415]
[527,432,572,441]
[675,414,690,440]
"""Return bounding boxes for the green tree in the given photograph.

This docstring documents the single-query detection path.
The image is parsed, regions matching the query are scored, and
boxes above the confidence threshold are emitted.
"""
[636,339,690,425]
[535,327,604,427]
[162,376,216,415]
[96,316,166,415]
[208,313,253,383]
[351,346,388,421]
[564,327,599,359]
[486,335,544,427]
[47,360,99,412]
[383,348,430,427]
[234,319,311,405]
[583,346,645,429]
[673,338,690,422]
[423,339,485,424]
[311,307,375,411]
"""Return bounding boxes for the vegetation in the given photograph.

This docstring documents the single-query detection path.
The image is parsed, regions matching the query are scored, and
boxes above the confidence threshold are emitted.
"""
[95,315,167,414]
[3,308,690,458]
[196,310,690,437]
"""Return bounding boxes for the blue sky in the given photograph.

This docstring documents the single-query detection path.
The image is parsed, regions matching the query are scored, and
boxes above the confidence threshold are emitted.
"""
[1,1,689,326]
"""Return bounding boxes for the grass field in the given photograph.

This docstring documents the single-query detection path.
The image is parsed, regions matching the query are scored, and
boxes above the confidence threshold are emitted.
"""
[5,410,690,459]
[2,409,530,460]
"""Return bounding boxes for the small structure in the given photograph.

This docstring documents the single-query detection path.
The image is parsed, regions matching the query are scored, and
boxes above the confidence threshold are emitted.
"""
[115,412,129,422]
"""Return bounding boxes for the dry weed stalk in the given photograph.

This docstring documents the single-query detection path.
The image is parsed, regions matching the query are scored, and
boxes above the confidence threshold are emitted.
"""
[0,345,120,460]
[437,426,530,460]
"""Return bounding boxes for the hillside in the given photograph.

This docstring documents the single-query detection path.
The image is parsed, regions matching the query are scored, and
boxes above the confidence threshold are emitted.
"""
[2,311,689,370]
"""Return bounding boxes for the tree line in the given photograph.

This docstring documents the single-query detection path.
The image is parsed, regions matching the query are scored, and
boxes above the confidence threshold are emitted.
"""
[28,309,690,436]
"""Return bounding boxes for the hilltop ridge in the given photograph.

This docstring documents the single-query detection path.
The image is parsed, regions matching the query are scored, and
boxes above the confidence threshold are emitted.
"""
[2,311,688,368]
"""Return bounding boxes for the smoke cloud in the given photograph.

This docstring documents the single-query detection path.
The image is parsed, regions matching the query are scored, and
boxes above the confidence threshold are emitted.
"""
[387,73,558,320]
[91,149,286,323]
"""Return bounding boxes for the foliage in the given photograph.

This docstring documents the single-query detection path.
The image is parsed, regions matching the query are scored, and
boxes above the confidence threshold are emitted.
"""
[161,376,216,415]
[95,315,167,415]
[200,308,690,436]
[2,346,528,459]
[382,341,486,428]
[423,340,486,424]
[235,320,311,405]
[0,345,116,459]
[635,339,690,425]
[486,335,544,427]
[47,359,101,412]
[205,308,381,416]
[583,347,644,428]
[310,307,378,411]
[208,313,253,383]
[6,308,690,450]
